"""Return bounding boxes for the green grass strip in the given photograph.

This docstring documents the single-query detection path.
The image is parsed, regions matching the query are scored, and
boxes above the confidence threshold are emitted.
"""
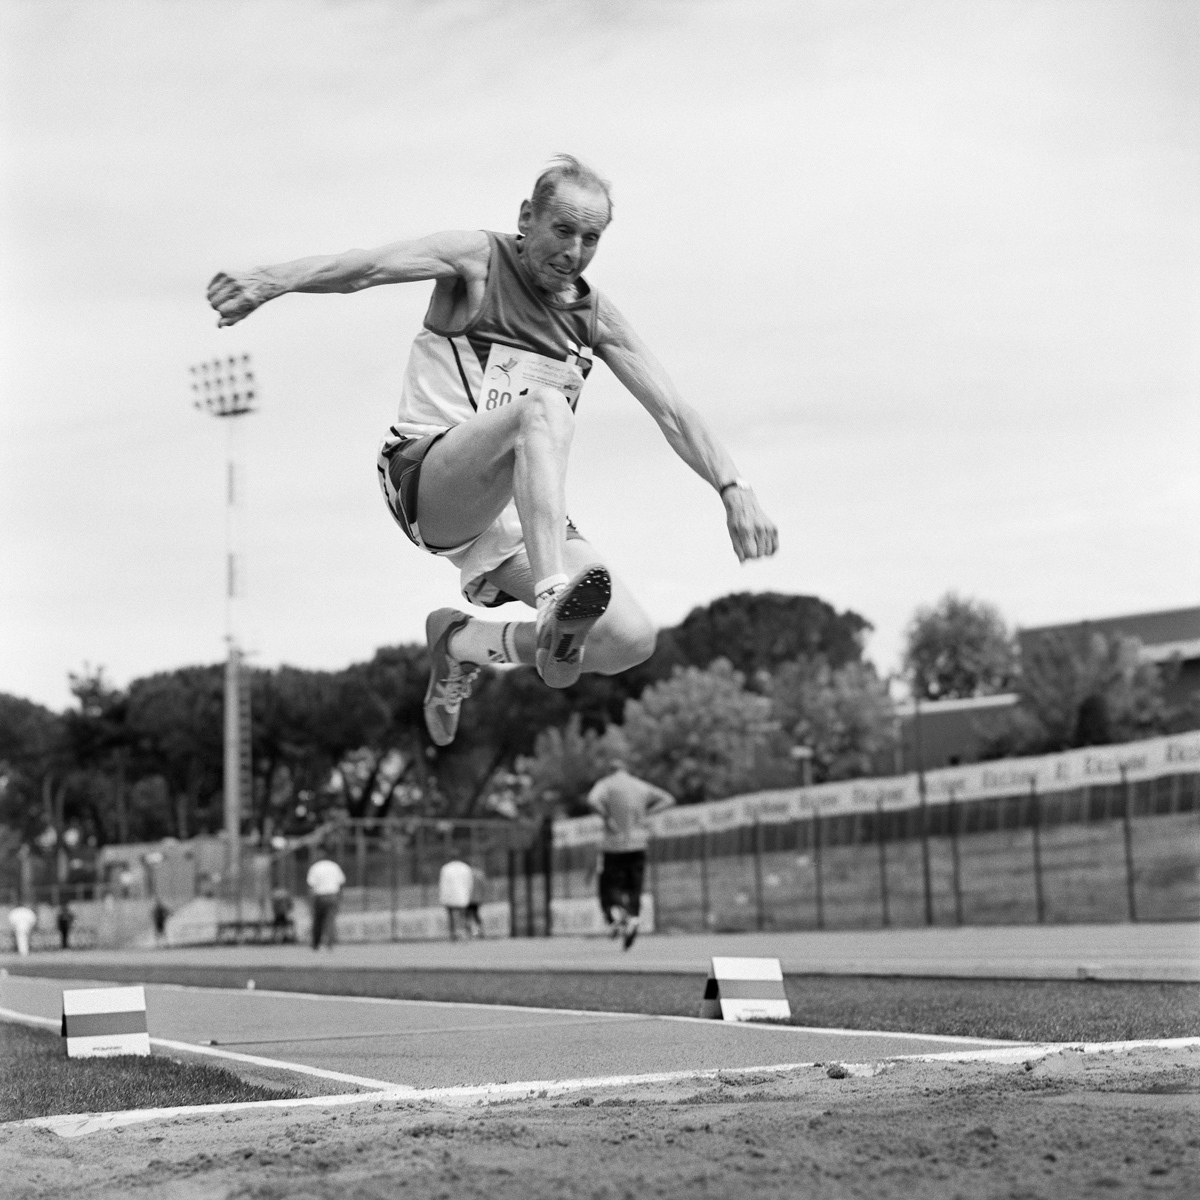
[0,1021,302,1122]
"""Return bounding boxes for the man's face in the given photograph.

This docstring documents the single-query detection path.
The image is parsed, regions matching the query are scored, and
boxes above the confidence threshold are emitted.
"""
[518,181,610,295]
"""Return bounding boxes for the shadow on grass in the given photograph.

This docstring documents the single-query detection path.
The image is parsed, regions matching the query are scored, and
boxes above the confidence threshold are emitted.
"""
[0,1020,301,1122]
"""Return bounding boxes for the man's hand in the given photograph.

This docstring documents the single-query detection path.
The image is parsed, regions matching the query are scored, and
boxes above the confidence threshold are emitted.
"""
[723,486,779,562]
[207,270,275,328]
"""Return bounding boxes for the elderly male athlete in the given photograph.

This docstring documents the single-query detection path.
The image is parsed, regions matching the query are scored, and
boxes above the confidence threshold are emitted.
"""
[208,155,778,745]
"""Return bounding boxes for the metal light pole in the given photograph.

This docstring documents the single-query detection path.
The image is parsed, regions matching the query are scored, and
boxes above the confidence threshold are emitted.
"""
[191,355,258,914]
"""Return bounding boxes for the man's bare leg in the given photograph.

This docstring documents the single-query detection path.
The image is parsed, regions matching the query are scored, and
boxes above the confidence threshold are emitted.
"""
[418,383,613,678]
[422,543,653,746]
[417,391,617,741]
[417,385,576,588]
[438,541,653,678]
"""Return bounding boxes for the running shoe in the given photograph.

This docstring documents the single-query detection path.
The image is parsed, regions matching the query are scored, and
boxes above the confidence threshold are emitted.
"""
[536,563,612,689]
[423,609,482,746]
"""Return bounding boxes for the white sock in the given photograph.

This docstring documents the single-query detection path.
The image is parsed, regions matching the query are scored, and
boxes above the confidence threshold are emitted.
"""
[448,618,520,665]
[534,573,569,629]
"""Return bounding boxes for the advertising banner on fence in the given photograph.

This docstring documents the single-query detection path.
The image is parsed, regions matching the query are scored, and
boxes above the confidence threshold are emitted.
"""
[553,730,1200,849]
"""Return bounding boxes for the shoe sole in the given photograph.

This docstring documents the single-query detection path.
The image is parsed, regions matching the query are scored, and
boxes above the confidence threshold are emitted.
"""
[537,565,611,688]
[423,608,471,746]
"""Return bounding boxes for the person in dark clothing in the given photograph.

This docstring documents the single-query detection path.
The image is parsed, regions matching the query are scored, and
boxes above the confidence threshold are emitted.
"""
[152,898,170,946]
[306,853,346,951]
[56,902,75,950]
[271,887,295,943]
[587,761,675,949]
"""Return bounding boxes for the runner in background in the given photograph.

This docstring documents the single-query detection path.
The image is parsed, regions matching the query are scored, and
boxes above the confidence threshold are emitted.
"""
[587,760,676,949]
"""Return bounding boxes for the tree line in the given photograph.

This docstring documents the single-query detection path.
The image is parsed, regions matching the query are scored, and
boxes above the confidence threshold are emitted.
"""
[1,591,1192,874]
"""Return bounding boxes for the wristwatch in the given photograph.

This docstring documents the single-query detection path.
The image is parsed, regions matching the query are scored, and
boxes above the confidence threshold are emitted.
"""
[719,477,752,499]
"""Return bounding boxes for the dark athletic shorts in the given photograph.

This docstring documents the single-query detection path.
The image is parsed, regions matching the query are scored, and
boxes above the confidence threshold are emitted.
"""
[377,428,448,551]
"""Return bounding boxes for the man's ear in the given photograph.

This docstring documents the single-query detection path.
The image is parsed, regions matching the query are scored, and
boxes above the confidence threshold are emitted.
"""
[517,199,533,235]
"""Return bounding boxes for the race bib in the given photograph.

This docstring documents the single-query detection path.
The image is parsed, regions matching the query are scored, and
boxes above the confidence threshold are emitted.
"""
[478,343,589,412]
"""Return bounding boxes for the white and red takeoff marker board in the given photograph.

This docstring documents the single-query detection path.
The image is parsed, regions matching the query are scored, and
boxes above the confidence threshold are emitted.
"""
[699,957,791,1022]
[61,986,150,1058]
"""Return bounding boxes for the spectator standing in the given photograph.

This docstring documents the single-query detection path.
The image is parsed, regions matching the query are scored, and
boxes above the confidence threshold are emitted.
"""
[587,761,675,949]
[438,858,474,941]
[463,864,487,939]
[8,904,37,956]
[56,902,75,950]
[152,898,170,946]
[306,852,346,951]
[270,887,295,943]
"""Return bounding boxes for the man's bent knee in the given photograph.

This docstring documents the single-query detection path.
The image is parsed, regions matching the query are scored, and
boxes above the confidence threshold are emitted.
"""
[514,386,575,447]
[589,611,657,674]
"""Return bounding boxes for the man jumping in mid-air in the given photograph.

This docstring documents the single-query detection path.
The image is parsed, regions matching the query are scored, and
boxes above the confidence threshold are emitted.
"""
[208,155,778,745]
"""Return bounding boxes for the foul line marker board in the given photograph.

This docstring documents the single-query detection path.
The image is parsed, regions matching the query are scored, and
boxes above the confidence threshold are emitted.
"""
[62,986,150,1058]
[699,957,791,1022]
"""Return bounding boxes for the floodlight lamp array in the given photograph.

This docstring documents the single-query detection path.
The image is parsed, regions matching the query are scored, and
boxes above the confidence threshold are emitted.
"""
[191,354,258,417]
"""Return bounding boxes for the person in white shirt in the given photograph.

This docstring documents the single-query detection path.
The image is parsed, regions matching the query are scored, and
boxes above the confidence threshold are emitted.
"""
[7,904,37,956]
[305,854,346,951]
[464,864,486,938]
[586,761,675,949]
[438,858,475,941]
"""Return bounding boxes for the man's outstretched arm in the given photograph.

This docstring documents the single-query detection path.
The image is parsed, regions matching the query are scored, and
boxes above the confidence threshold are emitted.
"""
[206,230,490,328]
[594,294,779,562]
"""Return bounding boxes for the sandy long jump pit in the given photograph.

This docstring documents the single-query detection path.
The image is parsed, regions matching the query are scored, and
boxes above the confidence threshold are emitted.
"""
[3,972,1198,1198]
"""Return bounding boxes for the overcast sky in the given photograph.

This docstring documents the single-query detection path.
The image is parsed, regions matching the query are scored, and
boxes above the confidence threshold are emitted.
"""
[2,0,1197,712]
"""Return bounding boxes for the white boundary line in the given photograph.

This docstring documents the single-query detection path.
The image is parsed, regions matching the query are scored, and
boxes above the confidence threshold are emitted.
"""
[15,1037,1200,1140]
[892,1036,1200,1065]
[148,1037,412,1091]
[7,988,1198,1141]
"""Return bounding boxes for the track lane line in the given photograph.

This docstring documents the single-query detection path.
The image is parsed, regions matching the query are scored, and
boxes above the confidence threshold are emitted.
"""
[208,1013,660,1047]
[0,1004,405,1092]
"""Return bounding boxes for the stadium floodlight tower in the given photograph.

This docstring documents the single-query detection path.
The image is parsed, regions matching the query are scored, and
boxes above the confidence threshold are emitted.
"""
[191,354,258,910]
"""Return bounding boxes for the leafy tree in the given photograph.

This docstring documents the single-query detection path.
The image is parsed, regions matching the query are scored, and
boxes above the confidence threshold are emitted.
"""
[60,666,132,845]
[671,593,870,681]
[903,593,1017,700]
[254,663,395,829]
[0,692,67,842]
[124,666,224,840]
[990,631,1170,755]
[619,659,790,804]
[507,713,620,818]
[764,658,898,782]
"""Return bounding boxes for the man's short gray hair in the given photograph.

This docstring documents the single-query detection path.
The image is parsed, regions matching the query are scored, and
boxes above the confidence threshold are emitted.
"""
[530,154,613,222]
